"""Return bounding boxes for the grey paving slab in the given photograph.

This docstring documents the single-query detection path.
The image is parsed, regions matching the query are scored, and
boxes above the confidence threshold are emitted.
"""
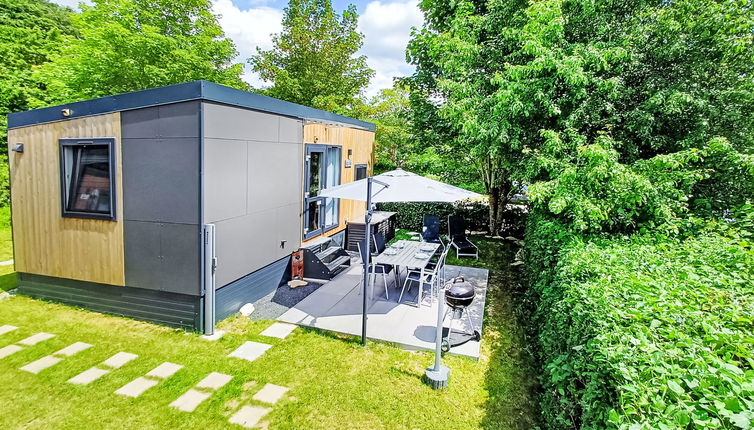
[195,372,232,390]
[170,389,211,412]
[115,377,159,398]
[277,264,488,359]
[102,352,138,369]
[259,323,296,339]
[252,383,289,404]
[228,341,272,363]
[17,332,54,346]
[67,367,110,385]
[0,344,23,359]
[54,342,92,357]
[229,405,272,428]
[145,362,183,379]
[20,355,62,374]
[0,325,17,336]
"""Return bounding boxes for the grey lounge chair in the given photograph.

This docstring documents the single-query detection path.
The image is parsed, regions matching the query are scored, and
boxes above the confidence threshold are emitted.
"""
[448,215,478,259]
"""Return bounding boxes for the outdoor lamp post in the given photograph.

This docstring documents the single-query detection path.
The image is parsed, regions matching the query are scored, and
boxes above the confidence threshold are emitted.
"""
[425,285,450,389]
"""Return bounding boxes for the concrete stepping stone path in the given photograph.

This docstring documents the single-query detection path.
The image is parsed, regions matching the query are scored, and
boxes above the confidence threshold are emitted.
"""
[0,344,23,359]
[0,325,18,336]
[259,323,296,339]
[115,362,183,398]
[253,383,290,404]
[228,341,272,363]
[68,351,137,385]
[170,372,232,412]
[229,406,272,429]
[21,341,92,374]
[18,332,55,346]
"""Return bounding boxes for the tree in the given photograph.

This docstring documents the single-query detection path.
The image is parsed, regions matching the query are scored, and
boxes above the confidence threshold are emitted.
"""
[367,85,414,170]
[407,0,754,234]
[31,0,246,105]
[248,0,374,116]
[0,0,76,206]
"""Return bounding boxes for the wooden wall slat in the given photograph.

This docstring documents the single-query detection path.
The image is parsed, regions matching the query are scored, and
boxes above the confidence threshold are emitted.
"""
[302,123,374,244]
[8,113,125,285]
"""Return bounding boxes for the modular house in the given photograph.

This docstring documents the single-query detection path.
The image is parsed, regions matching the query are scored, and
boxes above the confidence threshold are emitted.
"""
[6,81,375,331]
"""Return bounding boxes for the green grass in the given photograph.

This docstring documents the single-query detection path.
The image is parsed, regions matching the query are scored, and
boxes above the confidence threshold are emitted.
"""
[0,206,14,292]
[0,221,538,429]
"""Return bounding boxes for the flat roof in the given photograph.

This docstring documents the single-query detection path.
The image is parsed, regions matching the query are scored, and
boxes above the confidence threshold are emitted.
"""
[7,80,375,132]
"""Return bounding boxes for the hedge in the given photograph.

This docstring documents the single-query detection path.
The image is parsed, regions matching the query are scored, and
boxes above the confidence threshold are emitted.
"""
[525,214,754,429]
[377,200,527,236]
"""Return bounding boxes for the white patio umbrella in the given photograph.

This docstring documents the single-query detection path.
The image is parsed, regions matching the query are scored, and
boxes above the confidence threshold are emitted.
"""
[318,168,482,389]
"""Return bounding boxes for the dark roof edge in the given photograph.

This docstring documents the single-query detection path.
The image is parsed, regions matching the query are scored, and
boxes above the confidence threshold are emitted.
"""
[7,80,376,132]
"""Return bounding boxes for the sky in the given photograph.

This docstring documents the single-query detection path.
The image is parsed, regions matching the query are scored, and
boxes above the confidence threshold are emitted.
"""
[48,0,424,98]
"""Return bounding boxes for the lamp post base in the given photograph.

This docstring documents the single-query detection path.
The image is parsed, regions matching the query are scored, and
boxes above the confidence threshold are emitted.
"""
[424,365,450,390]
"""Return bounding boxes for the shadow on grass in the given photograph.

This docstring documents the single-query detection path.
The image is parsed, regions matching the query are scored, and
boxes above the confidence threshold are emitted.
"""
[466,237,540,430]
[0,271,16,292]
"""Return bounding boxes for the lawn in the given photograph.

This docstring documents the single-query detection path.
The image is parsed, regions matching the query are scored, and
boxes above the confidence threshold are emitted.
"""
[0,217,538,429]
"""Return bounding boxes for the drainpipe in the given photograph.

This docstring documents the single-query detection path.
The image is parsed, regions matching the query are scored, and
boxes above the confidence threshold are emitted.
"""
[204,224,216,335]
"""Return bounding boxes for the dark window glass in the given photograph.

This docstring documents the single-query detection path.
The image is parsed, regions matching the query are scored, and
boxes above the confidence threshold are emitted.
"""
[355,164,367,180]
[60,138,115,220]
[308,151,321,196]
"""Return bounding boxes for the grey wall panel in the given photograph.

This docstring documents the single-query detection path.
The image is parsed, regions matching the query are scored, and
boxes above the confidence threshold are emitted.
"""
[121,106,159,139]
[204,138,248,223]
[17,273,202,330]
[275,203,302,258]
[122,137,199,224]
[121,101,199,139]
[247,141,302,211]
[124,221,201,295]
[279,117,303,144]
[203,102,280,142]
[215,256,290,322]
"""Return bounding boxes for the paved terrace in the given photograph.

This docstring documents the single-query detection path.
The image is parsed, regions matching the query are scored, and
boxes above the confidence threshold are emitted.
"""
[277,264,488,359]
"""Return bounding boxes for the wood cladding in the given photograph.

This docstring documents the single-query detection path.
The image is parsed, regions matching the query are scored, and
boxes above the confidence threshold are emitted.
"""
[8,113,125,286]
[303,122,374,244]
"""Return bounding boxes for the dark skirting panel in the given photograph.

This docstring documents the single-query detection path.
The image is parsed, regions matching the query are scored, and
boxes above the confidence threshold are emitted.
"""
[17,273,202,330]
[215,256,291,322]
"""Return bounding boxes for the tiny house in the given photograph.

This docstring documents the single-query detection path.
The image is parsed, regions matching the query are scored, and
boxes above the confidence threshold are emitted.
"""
[6,81,374,331]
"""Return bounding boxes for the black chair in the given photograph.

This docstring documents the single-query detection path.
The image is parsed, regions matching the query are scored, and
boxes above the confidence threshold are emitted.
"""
[372,231,388,255]
[421,215,444,247]
[448,215,479,259]
[358,241,393,300]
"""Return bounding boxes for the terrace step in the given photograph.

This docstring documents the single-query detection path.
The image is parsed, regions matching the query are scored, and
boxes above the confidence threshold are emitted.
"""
[315,246,341,264]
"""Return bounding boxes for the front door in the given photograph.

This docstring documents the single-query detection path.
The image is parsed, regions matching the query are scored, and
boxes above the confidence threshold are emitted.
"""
[304,145,341,239]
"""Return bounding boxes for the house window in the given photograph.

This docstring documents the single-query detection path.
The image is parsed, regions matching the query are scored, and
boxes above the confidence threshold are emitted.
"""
[59,138,116,220]
[355,164,367,180]
[304,144,341,239]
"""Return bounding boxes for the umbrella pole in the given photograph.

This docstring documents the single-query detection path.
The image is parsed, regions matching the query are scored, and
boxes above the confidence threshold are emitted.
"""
[361,177,373,346]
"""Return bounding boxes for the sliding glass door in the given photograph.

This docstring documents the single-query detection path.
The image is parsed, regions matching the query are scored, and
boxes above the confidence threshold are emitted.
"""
[304,145,341,239]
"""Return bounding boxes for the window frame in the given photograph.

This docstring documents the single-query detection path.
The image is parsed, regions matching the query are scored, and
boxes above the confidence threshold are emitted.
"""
[303,144,341,240]
[354,163,368,181]
[59,137,117,221]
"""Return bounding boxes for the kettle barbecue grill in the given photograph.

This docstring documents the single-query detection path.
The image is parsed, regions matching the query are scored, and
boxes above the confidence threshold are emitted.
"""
[441,276,481,353]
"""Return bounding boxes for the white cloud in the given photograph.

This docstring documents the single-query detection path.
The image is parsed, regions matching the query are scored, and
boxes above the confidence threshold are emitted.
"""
[358,0,423,97]
[211,0,283,88]
[48,0,91,10]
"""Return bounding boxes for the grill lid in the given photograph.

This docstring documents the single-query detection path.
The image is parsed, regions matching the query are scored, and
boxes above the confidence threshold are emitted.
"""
[445,276,475,308]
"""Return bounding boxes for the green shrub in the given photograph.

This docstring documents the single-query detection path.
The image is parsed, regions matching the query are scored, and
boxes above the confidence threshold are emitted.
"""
[377,200,526,236]
[526,217,754,429]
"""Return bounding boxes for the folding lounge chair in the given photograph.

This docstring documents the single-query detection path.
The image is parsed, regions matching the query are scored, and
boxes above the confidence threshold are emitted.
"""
[421,215,444,247]
[448,215,479,259]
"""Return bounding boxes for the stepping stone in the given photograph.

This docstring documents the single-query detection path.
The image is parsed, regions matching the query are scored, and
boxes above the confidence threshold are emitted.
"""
[20,355,62,374]
[0,325,17,336]
[228,341,272,363]
[195,372,232,390]
[55,342,92,357]
[0,344,23,359]
[146,362,183,379]
[170,389,211,412]
[68,367,110,385]
[102,352,138,369]
[253,383,289,404]
[260,323,296,339]
[17,332,54,346]
[115,377,160,398]
[229,405,271,428]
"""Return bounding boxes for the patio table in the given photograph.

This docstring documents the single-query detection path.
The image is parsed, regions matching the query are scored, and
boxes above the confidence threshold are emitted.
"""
[373,239,440,306]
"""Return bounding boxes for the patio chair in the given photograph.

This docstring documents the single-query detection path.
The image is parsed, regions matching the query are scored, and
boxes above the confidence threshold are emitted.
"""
[372,231,388,256]
[357,242,393,300]
[399,246,449,304]
[421,215,444,247]
[448,215,479,259]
